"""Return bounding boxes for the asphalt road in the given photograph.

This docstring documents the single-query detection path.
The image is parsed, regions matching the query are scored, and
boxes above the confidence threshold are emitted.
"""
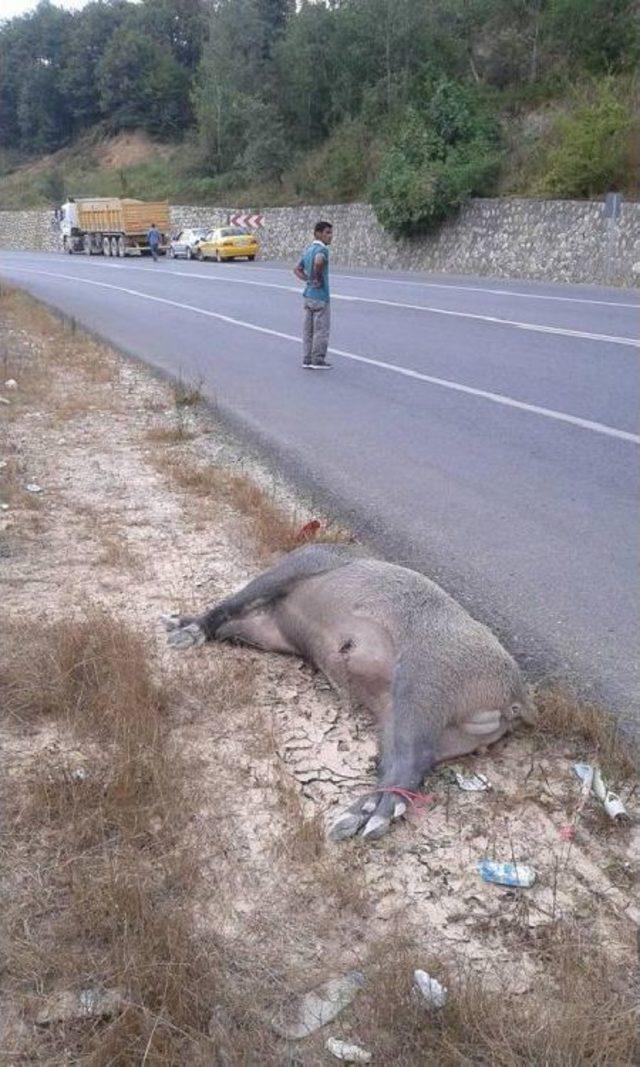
[1,250,638,726]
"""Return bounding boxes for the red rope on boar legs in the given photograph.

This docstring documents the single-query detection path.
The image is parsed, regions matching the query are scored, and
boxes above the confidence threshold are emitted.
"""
[376,787,435,810]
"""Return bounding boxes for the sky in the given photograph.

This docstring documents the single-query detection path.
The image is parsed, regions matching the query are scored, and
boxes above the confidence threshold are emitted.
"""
[2,0,92,19]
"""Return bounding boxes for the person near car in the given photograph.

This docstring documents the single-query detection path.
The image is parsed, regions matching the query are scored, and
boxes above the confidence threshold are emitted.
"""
[294,221,333,369]
[148,223,161,262]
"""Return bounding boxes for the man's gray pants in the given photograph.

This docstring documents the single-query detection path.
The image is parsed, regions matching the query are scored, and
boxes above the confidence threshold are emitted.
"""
[302,298,330,364]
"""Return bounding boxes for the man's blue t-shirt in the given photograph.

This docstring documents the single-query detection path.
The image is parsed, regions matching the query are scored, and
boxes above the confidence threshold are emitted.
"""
[299,240,330,302]
[148,227,160,246]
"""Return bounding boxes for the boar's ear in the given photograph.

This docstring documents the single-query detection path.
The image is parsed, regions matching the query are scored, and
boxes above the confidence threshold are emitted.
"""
[513,693,538,726]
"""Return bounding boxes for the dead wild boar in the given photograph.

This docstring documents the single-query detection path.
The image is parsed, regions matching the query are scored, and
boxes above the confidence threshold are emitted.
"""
[163,544,535,840]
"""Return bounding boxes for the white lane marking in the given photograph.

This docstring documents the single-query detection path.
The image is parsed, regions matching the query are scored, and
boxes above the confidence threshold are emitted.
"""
[4,264,639,445]
[92,260,640,348]
[10,252,640,309]
[242,261,640,310]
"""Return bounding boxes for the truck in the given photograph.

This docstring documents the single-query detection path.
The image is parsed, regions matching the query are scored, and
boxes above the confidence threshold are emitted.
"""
[59,197,171,257]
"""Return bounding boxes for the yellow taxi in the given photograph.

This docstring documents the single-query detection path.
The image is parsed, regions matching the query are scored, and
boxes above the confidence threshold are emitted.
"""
[196,226,259,262]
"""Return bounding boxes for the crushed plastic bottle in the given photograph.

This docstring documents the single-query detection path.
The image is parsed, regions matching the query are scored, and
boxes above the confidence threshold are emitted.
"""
[454,770,490,792]
[573,764,628,822]
[476,860,536,888]
[325,1037,372,1063]
[413,970,448,1008]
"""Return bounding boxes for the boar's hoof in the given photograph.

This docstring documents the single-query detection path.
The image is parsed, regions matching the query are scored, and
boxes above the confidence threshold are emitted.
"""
[329,791,406,843]
[167,621,206,649]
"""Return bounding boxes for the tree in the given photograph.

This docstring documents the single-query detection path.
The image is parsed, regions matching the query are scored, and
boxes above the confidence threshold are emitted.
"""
[543,0,638,75]
[371,76,502,235]
[537,80,635,197]
[17,61,70,152]
[97,23,191,135]
[274,1,336,146]
[136,0,208,70]
[59,1,129,134]
[193,0,289,170]
[241,97,288,181]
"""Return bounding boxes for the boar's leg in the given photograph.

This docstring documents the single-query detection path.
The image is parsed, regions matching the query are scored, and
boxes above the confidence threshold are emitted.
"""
[162,544,358,649]
[329,660,439,842]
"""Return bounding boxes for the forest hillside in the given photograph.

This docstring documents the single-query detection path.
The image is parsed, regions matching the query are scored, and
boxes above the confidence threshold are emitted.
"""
[0,0,637,232]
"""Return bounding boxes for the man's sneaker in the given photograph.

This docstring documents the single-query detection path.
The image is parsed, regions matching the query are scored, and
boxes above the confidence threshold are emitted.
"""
[302,361,313,368]
[312,360,333,369]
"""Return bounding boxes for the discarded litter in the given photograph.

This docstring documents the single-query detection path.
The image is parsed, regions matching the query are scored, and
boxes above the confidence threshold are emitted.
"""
[573,764,627,822]
[296,519,321,542]
[325,1037,372,1063]
[36,988,122,1026]
[476,860,536,888]
[413,969,448,1008]
[25,483,43,493]
[271,971,365,1040]
[0,396,10,405]
[4,379,17,390]
[0,503,8,511]
[78,988,120,1015]
[454,770,490,792]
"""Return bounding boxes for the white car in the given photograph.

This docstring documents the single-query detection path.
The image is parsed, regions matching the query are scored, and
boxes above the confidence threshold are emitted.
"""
[168,228,208,260]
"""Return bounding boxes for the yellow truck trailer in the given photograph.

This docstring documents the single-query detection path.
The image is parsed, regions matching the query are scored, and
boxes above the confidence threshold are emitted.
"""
[59,197,171,257]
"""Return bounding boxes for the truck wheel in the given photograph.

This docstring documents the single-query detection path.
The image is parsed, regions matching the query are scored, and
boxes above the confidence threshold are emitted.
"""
[110,237,118,257]
[84,235,92,255]
[102,236,111,257]
[117,236,126,258]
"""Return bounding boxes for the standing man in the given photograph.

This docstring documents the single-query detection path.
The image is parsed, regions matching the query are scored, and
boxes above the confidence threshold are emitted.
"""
[148,222,161,262]
[294,221,333,369]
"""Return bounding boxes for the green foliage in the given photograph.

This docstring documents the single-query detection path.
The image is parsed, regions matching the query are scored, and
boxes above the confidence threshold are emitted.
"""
[290,119,381,203]
[97,25,191,136]
[537,80,635,197]
[0,0,637,205]
[0,0,206,154]
[34,167,65,205]
[371,78,502,235]
[240,98,288,182]
[543,0,638,76]
[17,62,69,153]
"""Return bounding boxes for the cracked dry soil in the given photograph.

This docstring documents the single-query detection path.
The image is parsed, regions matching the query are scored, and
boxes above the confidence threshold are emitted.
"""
[1,291,639,1063]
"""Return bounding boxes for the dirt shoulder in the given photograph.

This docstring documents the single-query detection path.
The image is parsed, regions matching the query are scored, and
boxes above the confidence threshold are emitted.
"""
[1,288,638,1064]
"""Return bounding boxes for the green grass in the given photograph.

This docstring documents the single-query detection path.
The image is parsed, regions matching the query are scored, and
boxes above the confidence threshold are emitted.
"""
[0,116,389,210]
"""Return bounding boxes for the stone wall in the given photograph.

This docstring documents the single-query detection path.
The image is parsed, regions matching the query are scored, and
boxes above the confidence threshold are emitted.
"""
[2,198,639,287]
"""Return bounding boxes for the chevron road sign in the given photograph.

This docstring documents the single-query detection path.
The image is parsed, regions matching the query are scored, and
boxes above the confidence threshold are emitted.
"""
[229,212,264,229]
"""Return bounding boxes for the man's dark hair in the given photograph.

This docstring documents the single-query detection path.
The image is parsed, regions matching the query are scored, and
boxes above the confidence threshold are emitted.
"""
[151,222,156,227]
[314,220,332,236]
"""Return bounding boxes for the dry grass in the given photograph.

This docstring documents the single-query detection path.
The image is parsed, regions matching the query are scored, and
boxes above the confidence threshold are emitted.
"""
[0,287,120,448]
[171,374,204,409]
[155,451,352,558]
[95,526,140,569]
[535,685,639,780]
[1,613,165,737]
[0,614,289,1065]
[351,928,639,1066]
[3,282,639,1066]
[0,451,43,510]
[142,375,204,445]
[145,424,196,445]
